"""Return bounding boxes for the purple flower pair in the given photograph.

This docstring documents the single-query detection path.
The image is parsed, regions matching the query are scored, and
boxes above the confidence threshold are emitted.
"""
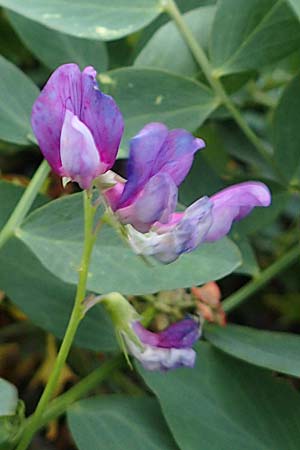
[32,63,271,264]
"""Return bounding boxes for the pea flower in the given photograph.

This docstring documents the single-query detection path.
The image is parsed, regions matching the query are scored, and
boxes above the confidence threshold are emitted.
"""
[126,318,200,371]
[95,292,200,371]
[105,122,205,232]
[103,123,271,263]
[31,64,123,189]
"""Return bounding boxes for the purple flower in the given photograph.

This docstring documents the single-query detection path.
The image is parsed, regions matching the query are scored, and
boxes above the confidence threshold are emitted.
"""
[124,318,201,371]
[31,64,123,189]
[128,181,271,263]
[105,122,205,232]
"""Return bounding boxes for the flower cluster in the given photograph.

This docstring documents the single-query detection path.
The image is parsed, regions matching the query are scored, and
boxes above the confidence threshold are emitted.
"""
[32,64,271,371]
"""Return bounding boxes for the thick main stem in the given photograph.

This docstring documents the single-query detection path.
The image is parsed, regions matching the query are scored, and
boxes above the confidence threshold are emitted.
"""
[0,159,50,249]
[163,0,283,180]
[16,191,97,450]
[222,245,300,312]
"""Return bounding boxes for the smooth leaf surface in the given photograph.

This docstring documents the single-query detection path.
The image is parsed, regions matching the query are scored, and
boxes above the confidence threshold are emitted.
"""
[68,396,178,450]
[7,11,108,72]
[17,193,241,295]
[0,55,39,145]
[0,238,117,351]
[210,0,300,75]
[0,379,18,416]
[205,323,300,377]
[273,73,300,182]
[0,182,117,351]
[99,68,218,152]
[287,0,300,21]
[135,6,216,77]
[0,0,162,40]
[232,238,260,276]
[139,343,300,450]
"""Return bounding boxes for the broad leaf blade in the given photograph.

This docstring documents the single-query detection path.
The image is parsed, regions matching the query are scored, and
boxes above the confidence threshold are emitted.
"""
[67,396,178,450]
[0,56,39,145]
[0,0,162,41]
[210,0,300,75]
[135,6,216,77]
[7,11,108,72]
[17,193,241,295]
[99,68,218,154]
[205,323,300,377]
[139,343,300,450]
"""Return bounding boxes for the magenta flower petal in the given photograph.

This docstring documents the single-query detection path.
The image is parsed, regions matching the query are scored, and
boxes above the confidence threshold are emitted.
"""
[31,63,123,188]
[118,123,169,207]
[128,196,213,263]
[31,63,82,173]
[152,129,205,186]
[204,181,271,242]
[117,173,177,233]
[127,318,200,371]
[80,67,124,169]
[118,124,204,208]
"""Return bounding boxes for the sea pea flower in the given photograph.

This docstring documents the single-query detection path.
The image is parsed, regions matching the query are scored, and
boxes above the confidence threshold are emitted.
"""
[31,63,123,189]
[105,122,205,232]
[95,292,200,371]
[128,181,271,263]
[103,122,271,263]
[125,318,201,371]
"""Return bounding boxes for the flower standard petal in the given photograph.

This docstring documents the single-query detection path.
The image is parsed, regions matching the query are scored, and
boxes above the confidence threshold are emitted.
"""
[31,63,82,173]
[204,181,272,242]
[117,173,178,232]
[81,67,124,170]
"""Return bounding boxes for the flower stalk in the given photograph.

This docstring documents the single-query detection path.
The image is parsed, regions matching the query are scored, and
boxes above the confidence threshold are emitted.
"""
[0,159,50,250]
[16,190,97,450]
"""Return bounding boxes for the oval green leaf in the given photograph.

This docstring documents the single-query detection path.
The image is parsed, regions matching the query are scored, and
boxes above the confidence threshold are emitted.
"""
[0,181,117,351]
[139,343,300,450]
[17,193,241,295]
[0,56,39,145]
[205,323,300,377]
[135,6,216,77]
[67,396,178,450]
[210,0,300,75]
[0,0,162,41]
[7,11,108,72]
[99,68,218,154]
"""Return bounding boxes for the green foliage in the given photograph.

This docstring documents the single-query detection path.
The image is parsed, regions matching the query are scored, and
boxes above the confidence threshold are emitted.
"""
[0,0,162,40]
[67,396,178,450]
[17,193,241,295]
[0,0,300,448]
[7,11,108,72]
[210,0,300,75]
[205,323,300,377]
[139,343,300,450]
[0,55,39,145]
[99,68,218,151]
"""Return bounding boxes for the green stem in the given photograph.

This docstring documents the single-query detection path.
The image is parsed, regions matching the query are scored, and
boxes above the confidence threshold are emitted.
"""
[16,191,97,450]
[163,0,284,180]
[222,245,300,313]
[0,159,50,249]
[18,356,122,440]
